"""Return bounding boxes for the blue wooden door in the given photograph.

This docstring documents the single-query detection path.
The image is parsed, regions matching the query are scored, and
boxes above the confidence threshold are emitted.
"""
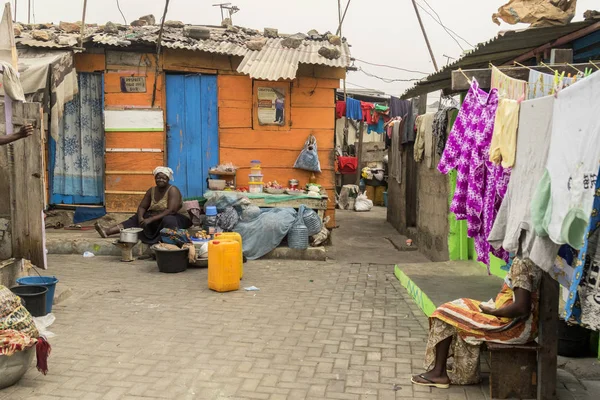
[166,74,219,199]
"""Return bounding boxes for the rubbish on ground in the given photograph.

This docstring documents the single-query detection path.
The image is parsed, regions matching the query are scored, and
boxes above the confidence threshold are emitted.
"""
[244,286,260,291]
[492,0,577,27]
[33,313,56,338]
[354,193,373,212]
[83,252,94,258]
[406,239,413,247]
[311,216,331,247]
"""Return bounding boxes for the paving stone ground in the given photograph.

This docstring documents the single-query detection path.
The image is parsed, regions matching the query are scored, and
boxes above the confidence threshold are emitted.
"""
[0,209,597,399]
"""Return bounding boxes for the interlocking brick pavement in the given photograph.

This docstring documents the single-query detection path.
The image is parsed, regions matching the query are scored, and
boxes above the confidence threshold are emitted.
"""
[1,252,481,400]
[0,209,596,399]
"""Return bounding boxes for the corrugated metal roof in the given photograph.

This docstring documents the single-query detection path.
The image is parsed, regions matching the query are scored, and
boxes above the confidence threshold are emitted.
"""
[237,38,350,80]
[402,20,600,99]
[14,23,351,80]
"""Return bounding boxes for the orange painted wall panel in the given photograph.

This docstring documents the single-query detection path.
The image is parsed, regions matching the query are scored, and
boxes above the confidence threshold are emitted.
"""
[105,193,142,213]
[217,75,252,101]
[291,107,335,130]
[220,128,334,151]
[105,152,164,171]
[105,131,165,150]
[291,87,335,108]
[74,53,105,72]
[106,174,155,192]
[218,107,252,128]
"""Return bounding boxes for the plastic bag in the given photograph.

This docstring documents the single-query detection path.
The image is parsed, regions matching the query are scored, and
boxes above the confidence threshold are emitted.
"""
[240,204,261,222]
[217,206,239,231]
[293,135,321,173]
[33,313,56,339]
[302,207,322,236]
[354,193,373,212]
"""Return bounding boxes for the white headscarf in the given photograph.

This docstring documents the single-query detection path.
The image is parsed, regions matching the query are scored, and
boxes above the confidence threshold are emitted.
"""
[153,166,174,181]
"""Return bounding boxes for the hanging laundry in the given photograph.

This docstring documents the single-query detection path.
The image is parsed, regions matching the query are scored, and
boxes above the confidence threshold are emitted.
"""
[367,118,385,134]
[527,69,575,99]
[489,98,520,168]
[488,96,559,272]
[491,65,528,100]
[389,118,404,184]
[563,167,600,327]
[389,96,411,119]
[532,71,600,249]
[0,61,25,101]
[402,99,418,144]
[358,102,374,125]
[432,107,457,156]
[413,113,435,167]
[438,79,509,268]
[338,156,358,174]
[336,100,346,119]
[345,98,363,121]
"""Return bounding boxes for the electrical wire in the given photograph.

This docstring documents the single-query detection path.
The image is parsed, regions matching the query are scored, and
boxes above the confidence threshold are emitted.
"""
[358,67,423,83]
[419,0,472,47]
[415,2,463,51]
[116,0,127,25]
[353,58,429,75]
[417,0,473,48]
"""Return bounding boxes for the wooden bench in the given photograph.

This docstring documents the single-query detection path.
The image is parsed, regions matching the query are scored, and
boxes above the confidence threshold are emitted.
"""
[486,342,539,399]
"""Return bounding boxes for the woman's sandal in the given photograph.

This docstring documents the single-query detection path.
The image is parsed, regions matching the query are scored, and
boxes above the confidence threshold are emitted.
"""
[94,222,108,238]
[411,374,450,389]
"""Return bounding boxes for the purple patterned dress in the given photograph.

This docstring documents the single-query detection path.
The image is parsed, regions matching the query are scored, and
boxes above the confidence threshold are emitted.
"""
[438,79,510,268]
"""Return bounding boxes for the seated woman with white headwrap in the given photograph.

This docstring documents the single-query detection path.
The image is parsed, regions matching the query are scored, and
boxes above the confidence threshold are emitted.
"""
[95,167,192,244]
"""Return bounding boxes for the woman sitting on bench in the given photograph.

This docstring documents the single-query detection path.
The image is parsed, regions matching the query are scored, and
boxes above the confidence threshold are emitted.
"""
[412,257,541,388]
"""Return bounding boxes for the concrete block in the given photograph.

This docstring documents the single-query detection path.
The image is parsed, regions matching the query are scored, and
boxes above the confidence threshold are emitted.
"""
[262,247,327,261]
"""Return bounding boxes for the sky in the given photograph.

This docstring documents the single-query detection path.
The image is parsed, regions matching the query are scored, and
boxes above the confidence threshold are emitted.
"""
[14,0,598,97]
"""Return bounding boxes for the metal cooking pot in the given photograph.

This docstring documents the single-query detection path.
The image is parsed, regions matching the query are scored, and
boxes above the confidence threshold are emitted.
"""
[120,228,143,243]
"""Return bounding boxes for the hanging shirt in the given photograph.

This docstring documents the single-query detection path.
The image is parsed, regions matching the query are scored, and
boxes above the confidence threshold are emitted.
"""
[489,98,520,168]
[367,118,385,134]
[438,79,509,268]
[345,98,362,121]
[336,100,346,119]
[532,71,600,249]
[491,65,528,100]
[361,102,375,124]
[402,99,418,144]
[488,96,559,272]
[413,112,435,167]
[389,96,410,119]
[432,107,457,156]
[527,70,574,99]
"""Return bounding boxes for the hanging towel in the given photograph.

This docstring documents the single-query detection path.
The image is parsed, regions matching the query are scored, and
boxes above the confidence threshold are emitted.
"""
[491,65,528,100]
[527,69,574,99]
[489,98,520,168]
[336,100,346,118]
[345,98,363,121]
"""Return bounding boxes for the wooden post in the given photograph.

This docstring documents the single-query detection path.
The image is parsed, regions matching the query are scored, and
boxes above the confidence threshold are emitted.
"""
[10,103,46,269]
[537,272,559,400]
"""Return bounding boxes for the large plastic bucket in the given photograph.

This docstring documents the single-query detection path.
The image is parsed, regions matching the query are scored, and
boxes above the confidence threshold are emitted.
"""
[16,276,59,315]
[10,285,48,317]
[152,246,189,273]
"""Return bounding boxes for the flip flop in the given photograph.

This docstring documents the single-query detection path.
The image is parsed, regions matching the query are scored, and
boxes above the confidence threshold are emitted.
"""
[411,375,450,389]
[94,222,108,238]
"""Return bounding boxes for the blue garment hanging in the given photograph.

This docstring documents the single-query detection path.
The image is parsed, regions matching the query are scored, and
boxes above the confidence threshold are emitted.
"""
[345,98,363,121]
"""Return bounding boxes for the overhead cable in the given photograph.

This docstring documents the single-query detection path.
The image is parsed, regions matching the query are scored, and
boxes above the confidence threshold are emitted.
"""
[353,58,429,75]
[417,0,473,49]
[359,67,423,83]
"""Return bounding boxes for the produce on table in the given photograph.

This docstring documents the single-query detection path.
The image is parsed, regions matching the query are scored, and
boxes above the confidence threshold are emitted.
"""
[265,180,283,189]
[195,230,210,239]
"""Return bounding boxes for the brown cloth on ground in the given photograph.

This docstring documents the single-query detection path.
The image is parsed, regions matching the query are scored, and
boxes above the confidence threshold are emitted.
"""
[492,0,577,27]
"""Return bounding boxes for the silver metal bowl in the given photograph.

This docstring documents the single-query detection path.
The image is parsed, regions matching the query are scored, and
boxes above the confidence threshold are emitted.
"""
[0,347,35,389]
